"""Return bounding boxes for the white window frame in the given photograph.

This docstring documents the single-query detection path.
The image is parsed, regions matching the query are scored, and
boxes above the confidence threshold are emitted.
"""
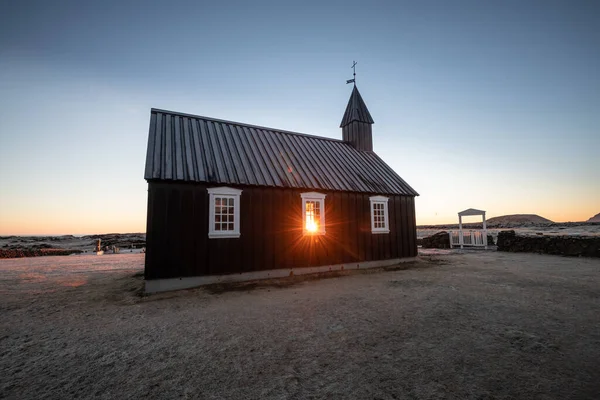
[208,187,242,239]
[370,195,390,234]
[301,192,326,235]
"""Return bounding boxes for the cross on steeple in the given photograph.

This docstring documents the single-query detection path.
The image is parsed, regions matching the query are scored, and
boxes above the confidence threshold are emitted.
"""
[346,61,357,85]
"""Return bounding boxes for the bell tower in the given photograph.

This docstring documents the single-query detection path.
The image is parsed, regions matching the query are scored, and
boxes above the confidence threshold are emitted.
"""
[340,84,375,151]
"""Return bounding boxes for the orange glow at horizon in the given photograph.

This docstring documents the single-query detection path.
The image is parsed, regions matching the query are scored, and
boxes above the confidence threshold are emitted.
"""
[0,179,597,235]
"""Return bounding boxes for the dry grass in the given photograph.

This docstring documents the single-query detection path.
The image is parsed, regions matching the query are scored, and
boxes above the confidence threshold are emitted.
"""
[1,252,599,399]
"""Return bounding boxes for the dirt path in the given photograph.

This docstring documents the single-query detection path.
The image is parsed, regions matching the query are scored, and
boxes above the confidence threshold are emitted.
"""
[1,252,599,399]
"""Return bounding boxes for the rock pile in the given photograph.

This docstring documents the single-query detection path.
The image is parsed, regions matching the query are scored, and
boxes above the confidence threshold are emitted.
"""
[497,230,600,258]
[420,231,451,249]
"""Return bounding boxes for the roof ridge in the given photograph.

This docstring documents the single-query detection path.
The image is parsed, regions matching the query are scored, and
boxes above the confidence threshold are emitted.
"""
[151,108,345,143]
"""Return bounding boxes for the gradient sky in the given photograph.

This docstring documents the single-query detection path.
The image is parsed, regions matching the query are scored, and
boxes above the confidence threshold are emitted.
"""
[0,0,598,235]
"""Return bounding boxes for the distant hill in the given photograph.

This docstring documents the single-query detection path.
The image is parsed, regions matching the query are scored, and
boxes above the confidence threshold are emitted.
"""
[486,214,553,225]
[588,213,600,223]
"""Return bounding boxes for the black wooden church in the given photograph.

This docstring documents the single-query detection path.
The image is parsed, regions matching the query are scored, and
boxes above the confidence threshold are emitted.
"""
[144,83,418,292]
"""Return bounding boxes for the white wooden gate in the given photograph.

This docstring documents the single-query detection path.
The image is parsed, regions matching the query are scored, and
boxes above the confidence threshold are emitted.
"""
[449,230,487,248]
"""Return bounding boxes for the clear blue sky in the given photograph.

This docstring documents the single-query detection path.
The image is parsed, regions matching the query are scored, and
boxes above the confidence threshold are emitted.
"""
[1,0,598,234]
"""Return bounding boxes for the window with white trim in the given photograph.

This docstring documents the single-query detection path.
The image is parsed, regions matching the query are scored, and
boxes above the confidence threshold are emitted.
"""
[370,196,390,234]
[208,187,242,238]
[301,192,326,235]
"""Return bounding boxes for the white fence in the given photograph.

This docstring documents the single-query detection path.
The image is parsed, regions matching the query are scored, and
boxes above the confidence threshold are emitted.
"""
[449,230,487,248]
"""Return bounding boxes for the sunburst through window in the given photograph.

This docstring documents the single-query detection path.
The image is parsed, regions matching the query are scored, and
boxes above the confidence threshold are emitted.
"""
[301,192,326,235]
[305,201,320,232]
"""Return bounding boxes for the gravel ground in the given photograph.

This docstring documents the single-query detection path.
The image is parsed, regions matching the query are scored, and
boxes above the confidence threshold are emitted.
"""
[1,252,599,399]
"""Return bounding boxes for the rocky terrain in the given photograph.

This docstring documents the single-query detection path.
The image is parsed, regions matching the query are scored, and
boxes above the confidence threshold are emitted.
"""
[3,216,600,259]
[0,233,146,259]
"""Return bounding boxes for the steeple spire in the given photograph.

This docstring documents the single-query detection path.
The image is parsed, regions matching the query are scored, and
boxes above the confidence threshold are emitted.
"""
[340,85,374,128]
[340,67,375,152]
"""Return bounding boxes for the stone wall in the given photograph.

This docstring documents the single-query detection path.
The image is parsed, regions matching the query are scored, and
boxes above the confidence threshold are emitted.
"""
[0,248,83,259]
[497,230,600,258]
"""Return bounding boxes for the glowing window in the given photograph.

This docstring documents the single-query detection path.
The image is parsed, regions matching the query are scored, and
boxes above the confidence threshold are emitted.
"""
[370,196,390,234]
[208,187,242,238]
[300,192,326,235]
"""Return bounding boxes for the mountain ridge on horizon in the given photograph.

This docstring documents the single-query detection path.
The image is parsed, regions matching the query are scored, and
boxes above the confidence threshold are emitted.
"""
[486,214,553,225]
[588,213,600,223]
[416,213,598,228]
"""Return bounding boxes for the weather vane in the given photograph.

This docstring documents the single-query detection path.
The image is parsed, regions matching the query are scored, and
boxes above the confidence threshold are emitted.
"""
[346,61,357,85]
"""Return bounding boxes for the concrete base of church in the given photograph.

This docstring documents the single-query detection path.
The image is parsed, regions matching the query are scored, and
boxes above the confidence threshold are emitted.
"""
[145,257,418,294]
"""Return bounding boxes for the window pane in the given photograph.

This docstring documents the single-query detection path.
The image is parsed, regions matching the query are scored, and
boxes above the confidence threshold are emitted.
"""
[228,215,234,222]
[305,201,319,232]
[228,223,234,230]
[215,223,221,231]
[228,198,234,206]
[215,215,221,223]
[372,200,388,231]
[228,207,234,214]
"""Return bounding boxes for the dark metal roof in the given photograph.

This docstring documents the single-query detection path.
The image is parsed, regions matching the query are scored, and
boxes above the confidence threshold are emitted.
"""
[340,85,374,127]
[145,108,418,196]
